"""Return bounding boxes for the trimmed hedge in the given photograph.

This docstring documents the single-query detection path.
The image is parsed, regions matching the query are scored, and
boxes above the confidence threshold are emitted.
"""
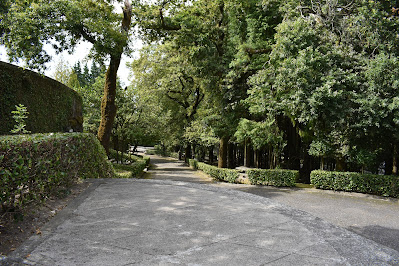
[109,149,149,164]
[0,133,114,211]
[311,170,399,198]
[247,169,298,187]
[188,159,198,169]
[189,159,239,183]
[113,156,150,178]
[110,149,150,178]
[0,61,83,134]
[113,159,149,178]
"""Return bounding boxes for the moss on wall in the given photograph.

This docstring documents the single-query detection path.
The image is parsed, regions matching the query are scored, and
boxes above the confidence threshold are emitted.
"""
[0,61,83,134]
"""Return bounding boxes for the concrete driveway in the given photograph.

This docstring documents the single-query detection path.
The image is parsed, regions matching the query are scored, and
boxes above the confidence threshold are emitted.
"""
[3,155,399,265]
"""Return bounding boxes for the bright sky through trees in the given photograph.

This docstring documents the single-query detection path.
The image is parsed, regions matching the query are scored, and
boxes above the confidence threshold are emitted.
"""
[0,42,138,86]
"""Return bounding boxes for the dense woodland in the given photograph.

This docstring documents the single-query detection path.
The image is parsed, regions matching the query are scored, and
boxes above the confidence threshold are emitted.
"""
[2,0,399,182]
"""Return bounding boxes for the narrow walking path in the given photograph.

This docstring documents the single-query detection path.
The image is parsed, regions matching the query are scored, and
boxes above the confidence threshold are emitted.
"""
[4,155,399,265]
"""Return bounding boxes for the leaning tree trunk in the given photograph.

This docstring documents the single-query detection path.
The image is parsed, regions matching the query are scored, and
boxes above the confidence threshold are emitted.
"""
[97,0,132,154]
[97,55,121,154]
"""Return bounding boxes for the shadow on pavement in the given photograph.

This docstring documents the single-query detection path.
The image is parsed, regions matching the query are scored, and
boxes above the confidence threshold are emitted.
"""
[235,186,306,199]
[149,167,195,172]
[349,225,399,252]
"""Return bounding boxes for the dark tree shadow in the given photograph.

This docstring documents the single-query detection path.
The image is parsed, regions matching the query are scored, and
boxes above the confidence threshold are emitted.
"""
[348,225,399,252]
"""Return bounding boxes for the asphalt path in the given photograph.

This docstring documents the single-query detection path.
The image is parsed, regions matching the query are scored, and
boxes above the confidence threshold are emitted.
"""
[3,154,399,265]
[146,155,399,254]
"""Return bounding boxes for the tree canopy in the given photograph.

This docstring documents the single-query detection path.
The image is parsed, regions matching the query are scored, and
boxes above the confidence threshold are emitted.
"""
[2,0,399,178]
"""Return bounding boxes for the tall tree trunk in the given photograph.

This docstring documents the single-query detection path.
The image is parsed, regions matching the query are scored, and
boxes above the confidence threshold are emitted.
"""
[393,144,398,175]
[232,144,237,167]
[227,142,235,169]
[286,119,301,170]
[300,148,311,184]
[218,136,229,168]
[244,139,251,167]
[192,143,196,160]
[185,144,192,163]
[97,55,121,154]
[178,146,183,161]
[255,150,261,168]
[335,157,346,172]
[97,0,132,154]
[209,145,214,164]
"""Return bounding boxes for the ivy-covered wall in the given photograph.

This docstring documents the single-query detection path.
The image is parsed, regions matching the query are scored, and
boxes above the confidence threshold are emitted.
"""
[0,61,83,134]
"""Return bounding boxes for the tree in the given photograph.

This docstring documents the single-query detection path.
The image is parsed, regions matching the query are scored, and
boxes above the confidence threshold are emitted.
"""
[1,0,133,153]
[52,57,73,86]
[246,0,399,177]
[130,43,206,161]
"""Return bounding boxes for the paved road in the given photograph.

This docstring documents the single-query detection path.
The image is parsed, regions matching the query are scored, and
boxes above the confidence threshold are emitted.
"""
[147,155,399,254]
[3,155,399,265]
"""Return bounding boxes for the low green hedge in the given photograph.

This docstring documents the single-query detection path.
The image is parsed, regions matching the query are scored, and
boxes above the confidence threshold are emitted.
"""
[190,160,239,183]
[109,149,150,163]
[110,149,150,178]
[247,169,298,187]
[113,157,150,178]
[188,159,198,169]
[311,170,399,197]
[0,133,114,211]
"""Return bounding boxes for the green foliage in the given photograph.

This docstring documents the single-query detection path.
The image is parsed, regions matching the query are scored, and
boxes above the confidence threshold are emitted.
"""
[0,133,114,212]
[2,0,131,70]
[10,104,31,134]
[188,159,198,169]
[113,158,150,178]
[235,118,285,151]
[196,161,239,183]
[184,120,219,148]
[0,62,83,134]
[247,169,298,187]
[109,148,150,178]
[311,170,399,198]
[74,73,106,134]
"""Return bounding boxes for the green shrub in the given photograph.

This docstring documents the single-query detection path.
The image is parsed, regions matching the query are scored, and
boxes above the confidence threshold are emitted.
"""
[195,161,239,183]
[109,148,144,163]
[0,133,114,211]
[311,170,399,197]
[247,169,298,187]
[113,159,149,178]
[113,155,150,178]
[10,104,31,134]
[189,159,198,169]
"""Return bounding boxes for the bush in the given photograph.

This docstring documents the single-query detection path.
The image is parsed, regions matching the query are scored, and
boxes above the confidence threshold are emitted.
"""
[109,148,145,164]
[311,170,399,197]
[247,169,298,187]
[188,159,198,169]
[194,161,239,183]
[0,133,114,211]
[111,149,150,178]
[113,157,149,178]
